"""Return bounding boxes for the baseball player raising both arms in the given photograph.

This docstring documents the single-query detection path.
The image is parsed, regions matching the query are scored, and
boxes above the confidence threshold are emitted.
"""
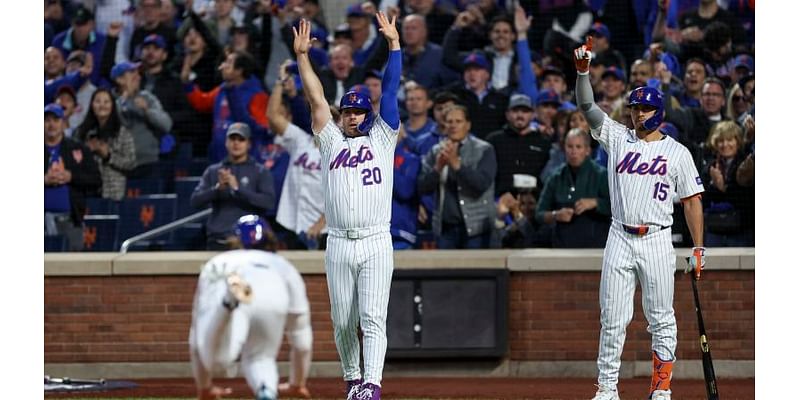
[189,215,312,400]
[293,12,401,400]
[574,37,706,400]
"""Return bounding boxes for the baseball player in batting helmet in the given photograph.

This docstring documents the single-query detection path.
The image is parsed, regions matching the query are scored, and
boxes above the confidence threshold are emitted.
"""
[628,86,664,131]
[190,212,313,400]
[234,214,271,249]
[339,90,375,135]
[575,36,706,400]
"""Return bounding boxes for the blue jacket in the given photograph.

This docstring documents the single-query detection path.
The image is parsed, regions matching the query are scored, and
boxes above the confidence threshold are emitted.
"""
[51,29,108,87]
[391,138,420,245]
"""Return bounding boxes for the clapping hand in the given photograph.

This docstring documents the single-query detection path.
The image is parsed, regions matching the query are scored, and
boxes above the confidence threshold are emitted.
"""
[442,140,461,170]
[574,198,598,215]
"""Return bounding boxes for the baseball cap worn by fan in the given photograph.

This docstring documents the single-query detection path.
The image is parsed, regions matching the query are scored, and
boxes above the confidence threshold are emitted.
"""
[513,174,537,191]
[463,52,491,71]
[588,22,610,40]
[226,122,251,140]
[72,5,94,25]
[45,103,65,119]
[732,54,755,73]
[346,3,368,18]
[508,94,533,110]
[536,89,561,107]
[540,65,566,81]
[142,34,167,49]
[111,61,140,80]
[601,66,626,82]
[55,85,77,103]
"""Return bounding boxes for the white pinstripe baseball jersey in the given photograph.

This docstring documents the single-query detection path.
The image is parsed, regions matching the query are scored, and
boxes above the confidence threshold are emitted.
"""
[275,123,325,235]
[315,116,398,230]
[592,115,704,227]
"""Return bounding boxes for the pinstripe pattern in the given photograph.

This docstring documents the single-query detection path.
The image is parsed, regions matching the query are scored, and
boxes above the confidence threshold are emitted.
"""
[275,123,325,234]
[189,251,307,397]
[594,116,703,227]
[591,116,703,390]
[317,115,398,386]
[318,117,397,230]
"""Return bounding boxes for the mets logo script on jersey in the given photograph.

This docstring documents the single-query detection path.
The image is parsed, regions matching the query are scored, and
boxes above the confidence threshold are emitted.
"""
[294,152,321,171]
[329,145,374,170]
[616,151,668,176]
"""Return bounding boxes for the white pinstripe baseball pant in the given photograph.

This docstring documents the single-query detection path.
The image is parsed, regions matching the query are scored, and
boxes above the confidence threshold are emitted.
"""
[597,223,677,389]
[325,230,394,385]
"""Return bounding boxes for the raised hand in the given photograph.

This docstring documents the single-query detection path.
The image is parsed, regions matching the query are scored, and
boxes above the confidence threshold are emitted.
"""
[292,19,314,56]
[376,11,399,49]
[514,3,532,39]
[573,36,593,74]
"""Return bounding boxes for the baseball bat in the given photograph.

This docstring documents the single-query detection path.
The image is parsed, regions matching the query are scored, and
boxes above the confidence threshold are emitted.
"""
[45,376,106,385]
[687,259,719,400]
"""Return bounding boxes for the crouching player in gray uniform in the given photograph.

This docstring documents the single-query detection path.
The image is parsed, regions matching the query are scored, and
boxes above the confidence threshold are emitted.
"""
[189,215,312,400]
[293,11,401,400]
[574,37,707,400]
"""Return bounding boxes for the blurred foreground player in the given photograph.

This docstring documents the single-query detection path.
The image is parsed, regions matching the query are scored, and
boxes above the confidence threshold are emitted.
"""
[189,215,312,400]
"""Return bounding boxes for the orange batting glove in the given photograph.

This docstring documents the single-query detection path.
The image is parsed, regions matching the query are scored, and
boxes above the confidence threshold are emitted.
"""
[573,36,593,75]
[684,246,706,280]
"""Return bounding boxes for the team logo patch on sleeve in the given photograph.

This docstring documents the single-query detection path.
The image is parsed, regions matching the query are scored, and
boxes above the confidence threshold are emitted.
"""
[695,176,703,185]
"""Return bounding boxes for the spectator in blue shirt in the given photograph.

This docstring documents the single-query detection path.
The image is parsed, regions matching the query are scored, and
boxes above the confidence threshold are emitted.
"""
[400,13,459,89]
[392,127,421,250]
[44,103,102,251]
[51,5,108,87]
[402,82,437,140]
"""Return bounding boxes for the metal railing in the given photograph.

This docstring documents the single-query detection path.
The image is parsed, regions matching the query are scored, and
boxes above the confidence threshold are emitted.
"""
[119,208,211,253]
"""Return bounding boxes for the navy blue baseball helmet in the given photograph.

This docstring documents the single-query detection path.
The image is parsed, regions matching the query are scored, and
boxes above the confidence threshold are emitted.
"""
[628,86,664,131]
[339,90,374,134]
[234,215,270,249]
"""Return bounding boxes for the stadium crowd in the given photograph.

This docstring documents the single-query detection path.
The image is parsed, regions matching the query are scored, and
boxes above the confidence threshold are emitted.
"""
[44,0,755,251]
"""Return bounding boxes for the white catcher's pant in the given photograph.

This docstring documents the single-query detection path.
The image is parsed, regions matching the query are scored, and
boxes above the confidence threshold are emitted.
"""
[189,263,289,398]
[597,223,677,389]
[325,231,393,385]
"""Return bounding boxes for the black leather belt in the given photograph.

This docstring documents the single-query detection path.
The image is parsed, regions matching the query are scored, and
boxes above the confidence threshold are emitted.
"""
[622,224,669,236]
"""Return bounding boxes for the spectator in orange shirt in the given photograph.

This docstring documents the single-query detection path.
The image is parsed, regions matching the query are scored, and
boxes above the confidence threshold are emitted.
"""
[183,50,270,163]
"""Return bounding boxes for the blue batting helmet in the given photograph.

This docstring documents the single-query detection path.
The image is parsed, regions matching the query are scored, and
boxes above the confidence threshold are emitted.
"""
[339,90,374,134]
[628,86,664,131]
[234,215,270,249]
